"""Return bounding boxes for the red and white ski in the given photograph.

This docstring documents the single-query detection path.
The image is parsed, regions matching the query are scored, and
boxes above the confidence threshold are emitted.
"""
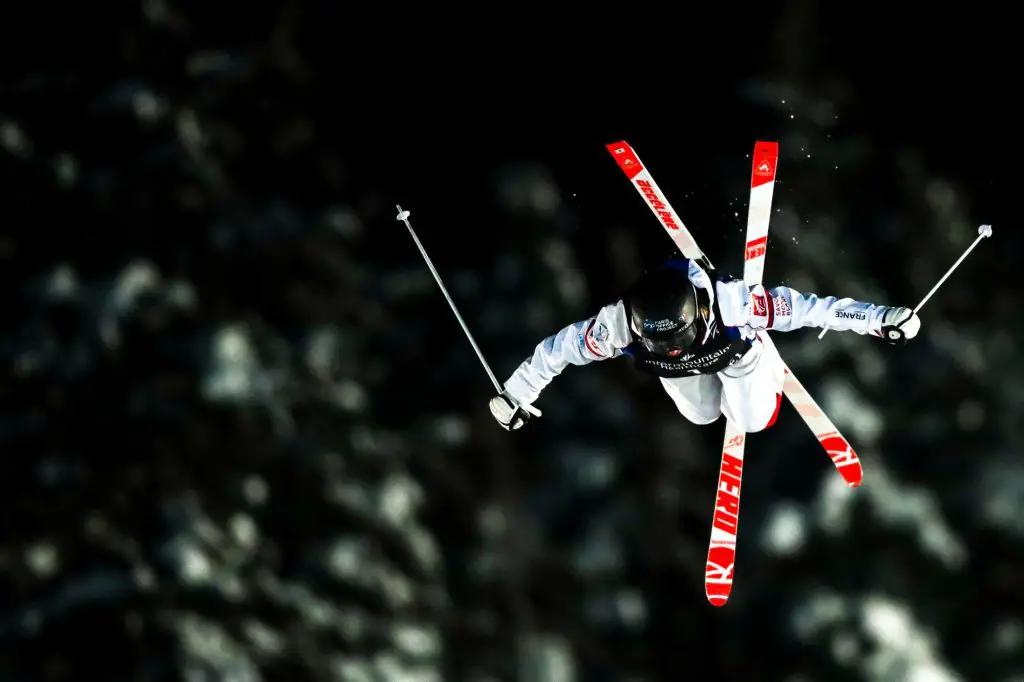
[773,352,863,486]
[704,140,779,606]
[604,139,862,488]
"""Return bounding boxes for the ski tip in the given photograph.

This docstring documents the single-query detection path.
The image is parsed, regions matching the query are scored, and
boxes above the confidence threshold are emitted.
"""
[751,142,778,187]
[705,549,734,606]
[706,591,730,607]
[606,141,644,179]
[606,140,633,159]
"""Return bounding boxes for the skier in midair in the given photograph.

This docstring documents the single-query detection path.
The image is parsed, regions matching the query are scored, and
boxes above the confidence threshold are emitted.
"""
[489,257,920,431]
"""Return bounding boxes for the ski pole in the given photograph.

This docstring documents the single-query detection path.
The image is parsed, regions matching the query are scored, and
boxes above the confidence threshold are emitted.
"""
[396,205,540,415]
[818,223,993,340]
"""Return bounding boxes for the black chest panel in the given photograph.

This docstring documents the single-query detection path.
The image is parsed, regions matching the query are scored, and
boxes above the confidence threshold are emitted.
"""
[627,331,751,377]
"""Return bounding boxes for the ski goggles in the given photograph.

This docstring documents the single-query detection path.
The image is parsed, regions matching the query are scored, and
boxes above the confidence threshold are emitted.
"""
[639,318,704,357]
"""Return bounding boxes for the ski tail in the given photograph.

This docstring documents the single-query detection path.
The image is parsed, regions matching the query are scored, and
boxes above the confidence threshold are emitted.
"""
[778,360,863,487]
[705,431,745,606]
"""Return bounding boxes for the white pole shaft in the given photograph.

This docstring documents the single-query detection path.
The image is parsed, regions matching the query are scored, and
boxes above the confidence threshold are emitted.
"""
[818,224,992,340]
[396,205,503,394]
[910,231,987,314]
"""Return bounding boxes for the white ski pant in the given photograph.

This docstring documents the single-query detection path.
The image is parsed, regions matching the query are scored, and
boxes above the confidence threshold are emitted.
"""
[659,335,784,433]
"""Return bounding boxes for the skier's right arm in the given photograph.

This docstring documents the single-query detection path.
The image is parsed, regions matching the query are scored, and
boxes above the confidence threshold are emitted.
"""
[490,300,631,429]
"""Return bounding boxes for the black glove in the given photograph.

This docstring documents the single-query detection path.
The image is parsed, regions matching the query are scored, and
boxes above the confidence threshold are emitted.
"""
[878,307,921,347]
[488,391,540,431]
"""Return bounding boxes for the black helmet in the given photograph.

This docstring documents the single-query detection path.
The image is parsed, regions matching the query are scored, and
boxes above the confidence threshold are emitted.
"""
[625,263,708,356]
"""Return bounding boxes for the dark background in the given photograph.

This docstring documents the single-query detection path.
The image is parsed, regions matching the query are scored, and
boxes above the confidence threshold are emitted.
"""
[2,3,1021,681]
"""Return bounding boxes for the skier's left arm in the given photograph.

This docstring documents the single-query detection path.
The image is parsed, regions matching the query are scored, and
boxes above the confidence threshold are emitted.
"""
[715,279,921,341]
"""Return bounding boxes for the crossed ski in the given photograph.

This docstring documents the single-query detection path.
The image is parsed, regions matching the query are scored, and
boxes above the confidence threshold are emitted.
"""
[605,140,863,606]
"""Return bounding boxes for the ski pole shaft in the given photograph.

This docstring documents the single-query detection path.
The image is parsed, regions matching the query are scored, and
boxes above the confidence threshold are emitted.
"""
[910,223,992,314]
[818,223,993,340]
[396,204,504,394]
[397,205,542,416]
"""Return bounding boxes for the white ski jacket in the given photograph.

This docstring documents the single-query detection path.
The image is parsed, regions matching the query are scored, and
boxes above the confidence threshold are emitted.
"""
[503,259,891,406]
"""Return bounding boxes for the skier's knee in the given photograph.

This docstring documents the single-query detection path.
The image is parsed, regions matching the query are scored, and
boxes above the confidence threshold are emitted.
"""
[686,410,722,426]
[739,392,782,433]
[678,404,722,425]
